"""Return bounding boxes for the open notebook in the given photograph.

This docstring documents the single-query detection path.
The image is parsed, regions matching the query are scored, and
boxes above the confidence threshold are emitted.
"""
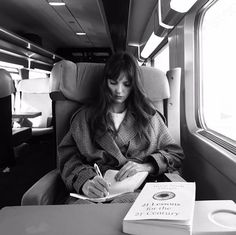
[70,170,148,203]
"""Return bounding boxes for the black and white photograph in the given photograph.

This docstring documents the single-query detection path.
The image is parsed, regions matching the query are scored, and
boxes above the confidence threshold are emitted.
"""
[0,0,236,234]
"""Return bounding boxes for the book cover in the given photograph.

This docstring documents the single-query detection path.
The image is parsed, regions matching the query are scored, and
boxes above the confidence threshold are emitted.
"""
[70,170,148,203]
[123,182,196,235]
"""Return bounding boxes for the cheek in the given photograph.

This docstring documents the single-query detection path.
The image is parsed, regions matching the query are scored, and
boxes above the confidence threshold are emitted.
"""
[125,87,132,96]
[107,84,115,93]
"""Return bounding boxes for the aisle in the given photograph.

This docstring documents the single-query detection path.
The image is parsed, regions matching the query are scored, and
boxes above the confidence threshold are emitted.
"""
[0,138,55,208]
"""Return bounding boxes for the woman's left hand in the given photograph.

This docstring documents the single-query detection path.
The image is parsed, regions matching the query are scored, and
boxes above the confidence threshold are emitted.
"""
[115,161,155,181]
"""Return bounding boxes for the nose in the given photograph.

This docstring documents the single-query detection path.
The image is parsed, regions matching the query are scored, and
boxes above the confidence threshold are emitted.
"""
[116,84,123,94]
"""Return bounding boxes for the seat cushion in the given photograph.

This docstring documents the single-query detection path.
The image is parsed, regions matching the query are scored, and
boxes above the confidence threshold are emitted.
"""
[12,127,32,146]
[32,126,53,136]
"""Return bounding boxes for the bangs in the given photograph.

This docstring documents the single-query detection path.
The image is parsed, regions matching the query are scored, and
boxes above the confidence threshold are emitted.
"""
[107,62,135,83]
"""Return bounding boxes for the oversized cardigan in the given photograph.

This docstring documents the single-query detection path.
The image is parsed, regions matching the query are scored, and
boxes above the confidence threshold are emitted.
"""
[58,107,184,193]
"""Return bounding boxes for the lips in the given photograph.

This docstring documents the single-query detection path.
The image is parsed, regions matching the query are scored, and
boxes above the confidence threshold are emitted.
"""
[115,95,123,99]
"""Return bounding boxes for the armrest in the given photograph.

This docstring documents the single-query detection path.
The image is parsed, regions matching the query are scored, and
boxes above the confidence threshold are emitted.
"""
[164,173,186,182]
[21,169,69,205]
[47,116,53,127]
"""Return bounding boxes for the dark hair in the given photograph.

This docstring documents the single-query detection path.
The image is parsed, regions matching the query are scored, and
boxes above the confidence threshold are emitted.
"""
[88,51,155,141]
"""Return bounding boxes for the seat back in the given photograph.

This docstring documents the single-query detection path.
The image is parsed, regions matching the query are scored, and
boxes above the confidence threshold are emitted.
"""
[50,60,104,148]
[0,69,15,166]
[50,60,170,166]
[16,77,52,134]
[140,66,170,115]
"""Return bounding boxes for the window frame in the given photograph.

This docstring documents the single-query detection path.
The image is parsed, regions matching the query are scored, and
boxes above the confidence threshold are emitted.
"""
[179,0,236,186]
[195,0,236,154]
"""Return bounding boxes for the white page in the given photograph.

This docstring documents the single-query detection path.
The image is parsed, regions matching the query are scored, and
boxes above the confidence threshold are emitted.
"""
[70,170,148,202]
[104,170,148,195]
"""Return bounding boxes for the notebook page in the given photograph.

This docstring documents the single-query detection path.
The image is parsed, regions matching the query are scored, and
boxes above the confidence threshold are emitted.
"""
[104,170,148,195]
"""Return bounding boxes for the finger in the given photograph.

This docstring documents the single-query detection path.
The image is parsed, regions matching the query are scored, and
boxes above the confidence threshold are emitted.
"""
[93,177,109,196]
[115,162,132,180]
[82,180,100,198]
[87,189,99,198]
[128,168,138,177]
[116,162,135,181]
[88,186,104,198]
[82,180,94,197]
[95,176,110,192]
[119,167,138,181]
[116,167,131,181]
[88,182,107,198]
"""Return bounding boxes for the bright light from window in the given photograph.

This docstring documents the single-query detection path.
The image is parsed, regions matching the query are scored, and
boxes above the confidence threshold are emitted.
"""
[201,0,236,141]
[10,74,21,81]
[29,70,48,79]
[0,61,23,69]
[153,44,169,73]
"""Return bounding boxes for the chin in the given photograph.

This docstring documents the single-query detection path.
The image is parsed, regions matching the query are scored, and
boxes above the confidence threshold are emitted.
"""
[114,99,125,104]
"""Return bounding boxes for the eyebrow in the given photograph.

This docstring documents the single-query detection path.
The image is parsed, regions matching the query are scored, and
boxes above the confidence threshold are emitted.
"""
[108,78,130,82]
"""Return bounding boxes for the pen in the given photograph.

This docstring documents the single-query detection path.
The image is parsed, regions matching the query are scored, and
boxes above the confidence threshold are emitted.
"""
[94,163,103,178]
[94,163,111,194]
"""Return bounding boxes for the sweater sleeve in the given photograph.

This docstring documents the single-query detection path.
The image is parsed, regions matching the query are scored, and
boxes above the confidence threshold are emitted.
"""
[148,112,185,175]
[57,110,97,193]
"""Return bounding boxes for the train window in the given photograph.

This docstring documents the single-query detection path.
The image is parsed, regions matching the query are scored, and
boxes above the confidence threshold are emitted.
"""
[0,61,22,81]
[153,43,169,73]
[29,69,49,79]
[0,61,22,112]
[199,0,236,142]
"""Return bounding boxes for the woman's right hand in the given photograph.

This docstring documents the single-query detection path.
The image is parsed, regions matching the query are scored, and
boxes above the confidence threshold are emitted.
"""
[82,175,110,198]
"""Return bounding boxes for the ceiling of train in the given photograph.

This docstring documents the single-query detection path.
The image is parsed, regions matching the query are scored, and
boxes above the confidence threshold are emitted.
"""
[0,0,157,61]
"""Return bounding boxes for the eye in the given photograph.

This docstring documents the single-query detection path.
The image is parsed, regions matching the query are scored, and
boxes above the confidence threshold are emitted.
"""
[108,79,117,85]
[124,81,131,87]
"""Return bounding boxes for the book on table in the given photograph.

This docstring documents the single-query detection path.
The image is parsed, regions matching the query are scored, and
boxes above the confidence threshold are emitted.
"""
[123,182,196,235]
[70,169,148,203]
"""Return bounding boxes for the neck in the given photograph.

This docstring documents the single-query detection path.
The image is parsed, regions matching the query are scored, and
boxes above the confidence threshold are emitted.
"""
[110,103,126,113]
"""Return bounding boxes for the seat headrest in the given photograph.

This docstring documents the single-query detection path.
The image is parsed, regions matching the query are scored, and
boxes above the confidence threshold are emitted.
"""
[140,66,170,101]
[50,60,104,102]
[50,60,170,103]
[50,60,77,95]
[0,69,15,98]
[17,78,50,93]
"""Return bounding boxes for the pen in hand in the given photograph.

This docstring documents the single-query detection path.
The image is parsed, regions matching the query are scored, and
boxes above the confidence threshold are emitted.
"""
[94,163,103,178]
[94,163,110,195]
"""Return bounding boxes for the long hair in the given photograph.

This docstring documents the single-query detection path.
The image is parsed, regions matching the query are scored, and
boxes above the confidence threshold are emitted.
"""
[88,51,156,141]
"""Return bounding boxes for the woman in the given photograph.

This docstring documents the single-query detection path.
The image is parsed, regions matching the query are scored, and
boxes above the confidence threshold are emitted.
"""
[58,52,184,202]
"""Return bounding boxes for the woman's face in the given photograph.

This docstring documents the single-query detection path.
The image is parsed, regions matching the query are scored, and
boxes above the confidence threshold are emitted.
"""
[107,73,132,106]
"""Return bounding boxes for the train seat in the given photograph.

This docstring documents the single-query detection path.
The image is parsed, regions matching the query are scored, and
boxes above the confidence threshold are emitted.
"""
[21,60,182,205]
[0,69,31,171]
[12,127,32,147]
[16,77,53,136]
[141,66,170,116]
